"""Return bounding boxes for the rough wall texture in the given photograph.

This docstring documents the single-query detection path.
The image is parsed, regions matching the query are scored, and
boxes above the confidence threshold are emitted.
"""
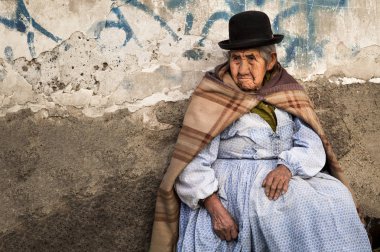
[0,0,379,250]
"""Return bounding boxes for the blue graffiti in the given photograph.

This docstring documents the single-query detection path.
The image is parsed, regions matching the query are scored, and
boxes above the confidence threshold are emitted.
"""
[309,0,346,8]
[183,48,204,60]
[225,0,246,13]
[94,0,181,48]
[183,11,230,60]
[184,13,194,35]
[102,0,348,64]
[0,0,61,58]
[255,0,266,6]
[120,0,180,41]
[274,0,347,65]
[0,0,348,67]
[199,11,231,46]
[183,0,348,63]
[93,6,137,47]
[167,0,193,9]
[4,46,14,62]
[193,0,277,49]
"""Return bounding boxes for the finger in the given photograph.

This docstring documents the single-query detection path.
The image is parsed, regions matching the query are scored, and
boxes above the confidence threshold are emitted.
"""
[231,222,239,239]
[235,222,239,233]
[269,178,280,199]
[262,178,266,187]
[224,229,232,241]
[282,179,289,194]
[274,180,284,200]
[264,175,274,196]
[231,227,239,240]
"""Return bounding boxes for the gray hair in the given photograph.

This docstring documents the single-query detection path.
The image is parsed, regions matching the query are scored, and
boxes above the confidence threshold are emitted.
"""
[257,44,277,64]
[225,44,277,66]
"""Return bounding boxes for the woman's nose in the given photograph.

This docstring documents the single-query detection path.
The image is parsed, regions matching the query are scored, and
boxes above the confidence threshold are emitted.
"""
[238,60,250,75]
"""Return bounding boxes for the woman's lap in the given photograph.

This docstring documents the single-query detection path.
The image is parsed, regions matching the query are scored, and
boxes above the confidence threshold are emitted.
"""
[177,160,371,251]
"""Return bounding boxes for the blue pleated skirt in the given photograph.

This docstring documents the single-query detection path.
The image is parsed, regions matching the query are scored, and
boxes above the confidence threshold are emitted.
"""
[177,159,371,252]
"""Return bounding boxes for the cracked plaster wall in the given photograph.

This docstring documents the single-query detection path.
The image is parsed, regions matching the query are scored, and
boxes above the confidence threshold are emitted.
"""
[0,0,379,250]
[0,0,379,117]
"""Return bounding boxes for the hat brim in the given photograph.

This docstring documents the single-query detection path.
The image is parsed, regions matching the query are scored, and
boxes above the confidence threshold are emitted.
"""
[218,34,284,50]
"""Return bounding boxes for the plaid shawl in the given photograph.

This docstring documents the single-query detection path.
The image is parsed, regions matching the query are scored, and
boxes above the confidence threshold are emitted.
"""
[149,63,353,252]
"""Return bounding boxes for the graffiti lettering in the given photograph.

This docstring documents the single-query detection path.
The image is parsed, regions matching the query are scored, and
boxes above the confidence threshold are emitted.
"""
[1,0,349,66]
[274,0,347,65]
[93,6,137,47]
[0,0,61,58]
[120,0,180,41]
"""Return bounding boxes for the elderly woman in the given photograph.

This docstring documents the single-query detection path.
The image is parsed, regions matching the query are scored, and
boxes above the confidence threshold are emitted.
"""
[150,11,371,251]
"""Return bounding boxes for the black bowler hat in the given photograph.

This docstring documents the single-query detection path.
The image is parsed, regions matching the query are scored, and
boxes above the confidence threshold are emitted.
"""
[218,11,284,50]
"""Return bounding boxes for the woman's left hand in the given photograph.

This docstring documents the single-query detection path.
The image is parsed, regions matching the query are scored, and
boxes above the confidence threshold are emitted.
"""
[262,164,292,200]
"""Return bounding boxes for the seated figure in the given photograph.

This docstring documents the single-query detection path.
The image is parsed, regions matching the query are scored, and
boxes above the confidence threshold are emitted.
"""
[150,11,371,252]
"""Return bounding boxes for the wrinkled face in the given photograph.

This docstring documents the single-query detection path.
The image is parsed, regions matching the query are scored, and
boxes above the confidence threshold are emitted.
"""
[229,49,275,91]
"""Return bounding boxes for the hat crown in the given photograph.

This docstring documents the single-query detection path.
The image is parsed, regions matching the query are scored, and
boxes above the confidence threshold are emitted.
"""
[218,11,283,50]
[229,11,274,42]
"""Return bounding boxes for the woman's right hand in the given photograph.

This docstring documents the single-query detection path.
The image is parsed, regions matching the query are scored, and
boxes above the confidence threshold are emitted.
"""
[203,193,239,241]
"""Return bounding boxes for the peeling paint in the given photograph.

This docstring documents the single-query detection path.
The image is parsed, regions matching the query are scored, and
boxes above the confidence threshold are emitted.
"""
[83,88,192,117]
[340,77,366,85]
[369,78,380,84]
[0,0,379,117]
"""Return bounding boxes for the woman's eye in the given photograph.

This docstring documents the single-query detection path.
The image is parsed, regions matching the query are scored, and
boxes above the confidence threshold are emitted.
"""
[231,56,240,62]
[246,55,256,61]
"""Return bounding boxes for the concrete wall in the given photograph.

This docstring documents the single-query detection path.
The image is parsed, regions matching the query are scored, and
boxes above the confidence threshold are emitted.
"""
[0,0,379,250]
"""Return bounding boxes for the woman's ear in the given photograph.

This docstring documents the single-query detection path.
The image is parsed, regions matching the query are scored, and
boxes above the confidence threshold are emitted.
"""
[266,53,277,71]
